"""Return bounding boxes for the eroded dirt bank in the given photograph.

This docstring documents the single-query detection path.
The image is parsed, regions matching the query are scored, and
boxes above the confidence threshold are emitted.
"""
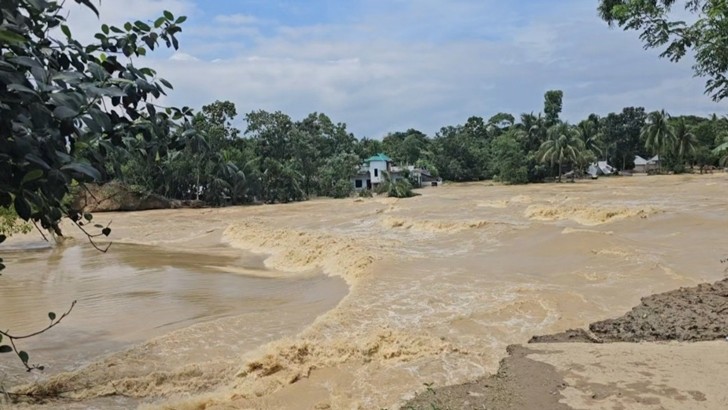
[4,174,728,409]
[406,278,728,409]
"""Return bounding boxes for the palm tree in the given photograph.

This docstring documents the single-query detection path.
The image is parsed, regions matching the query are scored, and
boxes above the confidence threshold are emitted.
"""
[516,112,547,153]
[576,119,603,159]
[641,110,675,172]
[538,123,586,182]
[672,118,697,166]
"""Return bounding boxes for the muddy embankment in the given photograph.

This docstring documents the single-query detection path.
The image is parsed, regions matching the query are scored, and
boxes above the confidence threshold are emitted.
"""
[405,278,728,409]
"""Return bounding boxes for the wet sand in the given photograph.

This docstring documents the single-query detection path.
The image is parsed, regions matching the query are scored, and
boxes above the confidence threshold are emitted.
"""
[407,278,728,409]
[2,174,728,409]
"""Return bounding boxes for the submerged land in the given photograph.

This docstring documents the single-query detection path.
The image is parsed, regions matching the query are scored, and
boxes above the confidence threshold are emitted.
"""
[2,174,727,409]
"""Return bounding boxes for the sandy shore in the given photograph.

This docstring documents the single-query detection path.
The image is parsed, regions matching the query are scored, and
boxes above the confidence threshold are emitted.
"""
[405,278,728,409]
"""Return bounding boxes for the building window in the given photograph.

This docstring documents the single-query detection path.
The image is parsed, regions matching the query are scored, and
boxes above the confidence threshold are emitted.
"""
[374,168,378,177]
[355,179,363,188]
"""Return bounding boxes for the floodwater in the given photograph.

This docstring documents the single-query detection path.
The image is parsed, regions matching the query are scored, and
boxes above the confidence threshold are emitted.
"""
[1,174,727,409]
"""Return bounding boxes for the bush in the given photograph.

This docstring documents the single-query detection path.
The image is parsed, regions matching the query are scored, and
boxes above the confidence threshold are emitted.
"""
[0,206,32,237]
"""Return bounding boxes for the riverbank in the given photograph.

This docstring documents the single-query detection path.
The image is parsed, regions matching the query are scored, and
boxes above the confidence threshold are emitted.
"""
[405,278,728,409]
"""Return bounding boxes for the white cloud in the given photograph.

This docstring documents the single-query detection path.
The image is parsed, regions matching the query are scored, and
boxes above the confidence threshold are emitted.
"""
[214,14,261,26]
[59,0,726,137]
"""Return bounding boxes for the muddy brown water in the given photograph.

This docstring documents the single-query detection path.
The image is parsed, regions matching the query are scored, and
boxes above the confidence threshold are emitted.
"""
[1,174,727,409]
[0,242,347,387]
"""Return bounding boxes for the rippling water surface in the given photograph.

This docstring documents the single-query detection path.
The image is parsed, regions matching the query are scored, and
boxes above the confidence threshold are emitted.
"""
[0,242,347,382]
[1,174,727,409]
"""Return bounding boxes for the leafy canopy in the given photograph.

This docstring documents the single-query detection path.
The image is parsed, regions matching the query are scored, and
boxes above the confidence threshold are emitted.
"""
[0,0,192,244]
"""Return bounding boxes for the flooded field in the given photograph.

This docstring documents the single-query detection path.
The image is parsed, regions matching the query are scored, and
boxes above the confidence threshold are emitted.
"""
[1,174,726,409]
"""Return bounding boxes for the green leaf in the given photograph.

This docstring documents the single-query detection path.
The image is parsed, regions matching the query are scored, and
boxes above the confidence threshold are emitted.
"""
[18,351,29,364]
[135,21,151,31]
[61,24,72,38]
[101,24,109,35]
[0,346,12,354]
[0,29,26,44]
[175,16,187,24]
[48,312,56,321]
[14,195,31,220]
[77,0,99,16]
[102,227,111,236]
[87,62,108,80]
[124,22,132,31]
[154,16,166,28]
[25,153,50,170]
[53,105,78,119]
[61,163,102,181]
[21,169,44,185]
[159,78,173,89]
[163,10,174,20]
[84,212,93,222]
[7,83,38,95]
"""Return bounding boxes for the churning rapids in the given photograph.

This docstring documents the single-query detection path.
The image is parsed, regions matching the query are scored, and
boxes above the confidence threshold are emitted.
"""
[1,174,726,409]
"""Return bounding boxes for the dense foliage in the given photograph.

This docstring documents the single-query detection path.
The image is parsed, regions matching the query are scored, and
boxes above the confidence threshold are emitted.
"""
[0,0,191,243]
[107,92,728,206]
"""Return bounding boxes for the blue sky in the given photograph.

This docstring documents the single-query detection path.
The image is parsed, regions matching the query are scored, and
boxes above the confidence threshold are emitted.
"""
[67,0,723,138]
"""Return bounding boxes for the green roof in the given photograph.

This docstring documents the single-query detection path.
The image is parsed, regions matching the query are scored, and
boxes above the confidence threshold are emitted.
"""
[364,153,392,162]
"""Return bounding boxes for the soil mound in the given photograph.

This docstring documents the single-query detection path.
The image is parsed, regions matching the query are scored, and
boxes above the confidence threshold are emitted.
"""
[403,345,570,410]
[531,278,728,343]
[71,181,179,212]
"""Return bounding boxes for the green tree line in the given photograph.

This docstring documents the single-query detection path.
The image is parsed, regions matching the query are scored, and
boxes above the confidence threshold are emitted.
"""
[106,90,728,206]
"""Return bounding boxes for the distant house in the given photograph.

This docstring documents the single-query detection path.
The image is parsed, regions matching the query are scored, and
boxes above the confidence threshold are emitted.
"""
[352,153,393,190]
[587,161,616,178]
[647,155,660,170]
[634,155,648,173]
[352,153,441,190]
[633,155,659,173]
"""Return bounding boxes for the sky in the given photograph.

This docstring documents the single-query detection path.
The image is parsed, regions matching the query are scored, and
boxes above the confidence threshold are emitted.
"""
[65,0,724,138]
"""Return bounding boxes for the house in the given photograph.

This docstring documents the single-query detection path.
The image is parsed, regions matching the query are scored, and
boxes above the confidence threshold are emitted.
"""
[352,153,393,190]
[352,153,442,190]
[647,155,660,172]
[633,155,648,173]
[587,161,616,178]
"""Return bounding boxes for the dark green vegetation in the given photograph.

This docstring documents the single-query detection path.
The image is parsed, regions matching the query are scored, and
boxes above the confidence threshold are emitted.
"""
[95,93,728,203]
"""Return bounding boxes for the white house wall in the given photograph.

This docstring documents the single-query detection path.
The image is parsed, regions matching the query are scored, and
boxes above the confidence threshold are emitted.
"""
[369,160,388,184]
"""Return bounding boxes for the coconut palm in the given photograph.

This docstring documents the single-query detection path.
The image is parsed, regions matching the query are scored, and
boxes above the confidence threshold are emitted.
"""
[576,119,603,159]
[376,171,414,198]
[516,112,547,153]
[672,118,697,165]
[538,123,586,182]
[641,110,675,172]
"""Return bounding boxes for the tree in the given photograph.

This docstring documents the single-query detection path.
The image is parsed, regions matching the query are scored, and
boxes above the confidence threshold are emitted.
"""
[577,118,603,159]
[0,0,189,370]
[601,107,647,169]
[641,110,675,171]
[538,123,585,182]
[598,0,728,100]
[490,131,528,184]
[375,171,414,198]
[544,90,564,127]
[672,117,697,166]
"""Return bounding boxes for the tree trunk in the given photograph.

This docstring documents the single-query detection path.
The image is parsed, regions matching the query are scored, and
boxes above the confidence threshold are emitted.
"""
[558,159,562,182]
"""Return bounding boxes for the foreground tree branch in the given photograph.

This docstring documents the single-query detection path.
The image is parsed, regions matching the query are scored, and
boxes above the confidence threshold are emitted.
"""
[0,301,77,371]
